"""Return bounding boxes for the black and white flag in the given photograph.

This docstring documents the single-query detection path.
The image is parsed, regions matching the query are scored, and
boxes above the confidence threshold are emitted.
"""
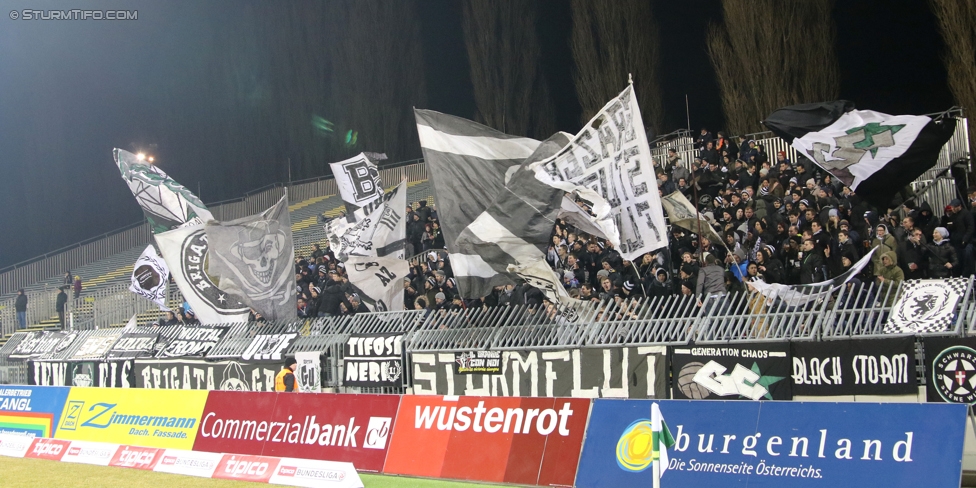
[884,278,969,334]
[345,254,408,311]
[129,245,169,309]
[763,101,957,207]
[661,191,724,244]
[748,248,876,307]
[324,179,407,261]
[343,333,404,388]
[528,85,668,261]
[329,152,384,220]
[205,194,296,322]
[294,351,323,392]
[415,109,541,297]
[155,224,251,324]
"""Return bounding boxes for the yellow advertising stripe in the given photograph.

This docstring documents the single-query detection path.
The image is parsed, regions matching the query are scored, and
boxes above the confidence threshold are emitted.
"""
[55,387,208,450]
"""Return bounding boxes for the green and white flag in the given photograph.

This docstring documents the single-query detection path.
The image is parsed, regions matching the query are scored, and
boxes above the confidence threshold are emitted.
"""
[114,148,214,233]
[651,402,675,487]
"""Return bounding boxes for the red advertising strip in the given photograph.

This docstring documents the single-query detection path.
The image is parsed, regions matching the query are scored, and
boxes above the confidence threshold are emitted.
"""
[212,453,280,483]
[109,445,164,470]
[193,391,400,472]
[383,395,590,486]
[25,438,71,461]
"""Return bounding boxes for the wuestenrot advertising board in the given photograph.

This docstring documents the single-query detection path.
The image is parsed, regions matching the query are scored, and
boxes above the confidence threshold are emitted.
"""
[382,395,591,486]
[192,391,399,473]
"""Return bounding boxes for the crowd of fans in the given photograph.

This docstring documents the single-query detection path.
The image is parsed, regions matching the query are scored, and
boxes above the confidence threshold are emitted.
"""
[245,128,975,320]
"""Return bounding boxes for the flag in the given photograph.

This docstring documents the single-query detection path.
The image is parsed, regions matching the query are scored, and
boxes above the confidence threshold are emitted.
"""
[205,194,297,322]
[129,245,170,309]
[325,179,408,261]
[415,109,541,297]
[660,191,724,245]
[651,402,675,487]
[123,314,138,331]
[155,223,251,324]
[763,101,957,207]
[345,254,409,312]
[748,248,876,308]
[506,258,578,312]
[329,152,385,220]
[528,85,668,261]
[114,148,214,233]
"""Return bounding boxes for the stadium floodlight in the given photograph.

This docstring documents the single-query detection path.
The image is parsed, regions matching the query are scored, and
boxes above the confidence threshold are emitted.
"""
[136,152,146,161]
[147,156,155,163]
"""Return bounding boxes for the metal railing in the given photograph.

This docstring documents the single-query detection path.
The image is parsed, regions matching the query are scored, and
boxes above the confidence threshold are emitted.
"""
[0,162,429,297]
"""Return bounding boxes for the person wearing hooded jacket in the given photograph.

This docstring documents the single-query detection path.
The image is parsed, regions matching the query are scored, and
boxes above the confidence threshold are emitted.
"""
[875,251,904,306]
[869,224,898,273]
[696,254,726,297]
[923,227,958,279]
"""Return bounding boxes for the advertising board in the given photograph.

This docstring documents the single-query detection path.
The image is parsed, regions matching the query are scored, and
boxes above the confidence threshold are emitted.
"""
[153,448,223,478]
[383,395,590,486]
[0,433,33,457]
[59,440,119,465]
[0,386,70,437]
[575,399,966,488]
[54,387,208,449]
[24,437,71,461]
[192,391,400,472]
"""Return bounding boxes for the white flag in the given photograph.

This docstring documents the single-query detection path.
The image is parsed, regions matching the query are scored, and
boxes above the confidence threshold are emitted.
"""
[123,314,138,330]
[529,85,668,260]
[507,258,578,311]
[660,191,725,244]
[294,351,322,393]
[325,179,407,261]
[345,255,408,312]
[129,245,170,309]
[330,153,384,216]
[155,223,251,324]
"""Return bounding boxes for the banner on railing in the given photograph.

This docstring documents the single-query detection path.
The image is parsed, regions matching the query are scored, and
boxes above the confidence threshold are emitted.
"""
[923,337,976,404]
[241,333,298,362]
[70,335,121,361]
[0,386,71,438]
[134,359,280,391]
[193,391,400,472]
[884,278,968,334]
[791,338,917,397]
[295,351,323,393]
[106,332,159,359]
[575,399,966,488]
[28,360,135,388]
[383,395,589,486]
[156,326,230,358]
[343,333,404,388]
[411,346,668,399]
[7,331,79,360]
[670,342,792,401]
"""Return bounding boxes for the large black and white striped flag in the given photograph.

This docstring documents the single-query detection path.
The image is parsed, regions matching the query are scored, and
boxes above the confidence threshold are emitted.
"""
[415,110,542,297]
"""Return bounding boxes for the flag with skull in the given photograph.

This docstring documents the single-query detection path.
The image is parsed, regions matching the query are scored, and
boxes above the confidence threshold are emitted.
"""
[205,193,297,322]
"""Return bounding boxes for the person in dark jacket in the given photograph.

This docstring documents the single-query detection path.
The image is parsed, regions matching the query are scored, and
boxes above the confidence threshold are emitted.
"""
[756,249,786,284]
[900,228,927,280]
[799,239,826,284]
[923,227,958,279]
[56,286,68,328]
[15,289,27,330]
[696,254,727,297]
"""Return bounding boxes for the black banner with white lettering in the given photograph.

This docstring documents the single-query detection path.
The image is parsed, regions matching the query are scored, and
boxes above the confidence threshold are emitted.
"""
[7,331,79,360]
[343,333,404,387]
[670,342,792,400]
[134,358,281,391]
[156,326,229,358]
[410,347,669,399]
[923,337,976,404]
[791,338,917,396]
[240,333,298,362]
[28,360,135,388]
[106,332,159,359]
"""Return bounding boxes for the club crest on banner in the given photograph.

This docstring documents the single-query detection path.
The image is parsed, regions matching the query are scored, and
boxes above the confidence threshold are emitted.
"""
[884,279,968,334]
[932,346,976,404]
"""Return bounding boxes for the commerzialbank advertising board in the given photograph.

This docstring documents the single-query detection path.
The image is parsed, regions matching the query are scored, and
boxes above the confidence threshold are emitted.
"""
[54,387,208,449]
[575,399,966,488]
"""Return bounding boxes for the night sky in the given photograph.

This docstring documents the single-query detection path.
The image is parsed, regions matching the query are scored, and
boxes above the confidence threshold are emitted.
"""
[0,0,956,269]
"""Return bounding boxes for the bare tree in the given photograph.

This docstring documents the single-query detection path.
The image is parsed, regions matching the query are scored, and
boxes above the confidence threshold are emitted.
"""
[570,0,665,135]
[327,1,428,164]
[707,0,839,135]
[462,0,555,138]
[930,0,976,154]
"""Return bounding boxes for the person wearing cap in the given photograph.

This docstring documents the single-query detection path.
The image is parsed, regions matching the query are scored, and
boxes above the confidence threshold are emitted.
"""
[275,357,298,392]
[923,227,958,278]
[432,292,447,310]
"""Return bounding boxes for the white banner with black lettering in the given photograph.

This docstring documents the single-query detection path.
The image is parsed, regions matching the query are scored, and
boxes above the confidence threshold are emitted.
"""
[345,255,408,312]
[294,351,323,393]
[344,333,404,388]
[330,153,384,217]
